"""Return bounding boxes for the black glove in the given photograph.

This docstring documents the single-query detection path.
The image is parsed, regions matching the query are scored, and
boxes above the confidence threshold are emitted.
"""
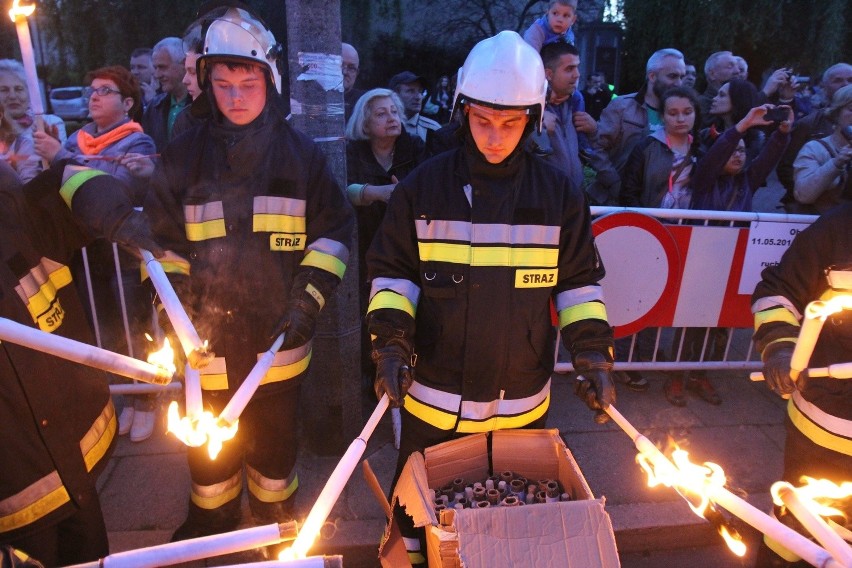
[573,351,616,419]
[110,211,165,258]
[762,342,799,396]
[271,295,320,350]
[372,338,414,408]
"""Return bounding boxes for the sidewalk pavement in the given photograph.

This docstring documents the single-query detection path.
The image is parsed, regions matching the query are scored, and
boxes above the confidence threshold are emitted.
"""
[98,365,786,568]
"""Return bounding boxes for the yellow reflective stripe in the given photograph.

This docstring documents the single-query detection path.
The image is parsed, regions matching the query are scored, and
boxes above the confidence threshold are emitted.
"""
[302,250,346,279]
[19,264,72,322]
[191,473,242,510]
[418,242,559,267]
[185,219,226,241]
[456,394,550,434]
[253,213,306,234]
[788,399,852,456]
[262,350,311,384]
[559,301,608,329]
[58,169,106,208]
[403,395,458,430]
[80,402,116,472]
[0,472,70,533]
[764,533,802,562]
[408,553,426,564]
[762,337,797,356]
[200,350,312,391]
[754,307,800,331]
[140,251,190,281]
[368,290,416,318]
[246,469,299,503]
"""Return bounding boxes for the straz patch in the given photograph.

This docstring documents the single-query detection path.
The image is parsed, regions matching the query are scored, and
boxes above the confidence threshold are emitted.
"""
[515,269,557,288]
[270,233,306,251]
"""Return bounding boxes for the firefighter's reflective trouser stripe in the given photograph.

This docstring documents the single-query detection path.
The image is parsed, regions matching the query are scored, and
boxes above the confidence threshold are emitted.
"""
[14,257,72,332]
[198,343,312,391]
[403,536,426,566]
[402,379,551,433]
[246,466,298,505]
[0,402,115,533]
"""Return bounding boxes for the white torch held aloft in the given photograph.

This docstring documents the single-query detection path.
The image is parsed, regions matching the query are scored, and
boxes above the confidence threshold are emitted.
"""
[0,317,173,384]
[8,1,44,120]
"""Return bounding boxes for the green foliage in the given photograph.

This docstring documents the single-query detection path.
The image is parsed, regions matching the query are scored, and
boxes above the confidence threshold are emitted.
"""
[620,0,849,92]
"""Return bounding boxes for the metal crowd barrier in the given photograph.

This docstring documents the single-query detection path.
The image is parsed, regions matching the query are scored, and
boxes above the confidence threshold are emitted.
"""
[554,206,818,375]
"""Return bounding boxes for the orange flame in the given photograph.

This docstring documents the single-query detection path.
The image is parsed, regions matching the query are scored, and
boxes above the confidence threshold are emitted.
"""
[719,524,747,557]
[636,442,746,556]
[145,334,177,376]
[8,0,34,21]
[165,400,238,460]
[773,477,852,520]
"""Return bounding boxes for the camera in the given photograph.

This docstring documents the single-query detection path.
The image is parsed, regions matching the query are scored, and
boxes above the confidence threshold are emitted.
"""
[764,106,789,123]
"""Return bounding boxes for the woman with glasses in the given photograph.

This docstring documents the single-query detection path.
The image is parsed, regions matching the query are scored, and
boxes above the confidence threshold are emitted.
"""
[33,66,160,443]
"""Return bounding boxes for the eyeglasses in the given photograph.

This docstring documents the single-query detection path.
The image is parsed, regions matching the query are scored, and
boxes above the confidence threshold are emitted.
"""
[342,64,359,73]
[85,86,122,97]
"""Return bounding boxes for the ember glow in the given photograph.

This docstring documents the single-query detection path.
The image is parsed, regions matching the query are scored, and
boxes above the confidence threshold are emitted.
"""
[8,0,34,21]
[636,442,746,556]
[166,401,238,460]
[145,334,177,377]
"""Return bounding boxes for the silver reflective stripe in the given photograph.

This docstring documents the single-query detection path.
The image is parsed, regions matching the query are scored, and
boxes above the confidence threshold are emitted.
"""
[751,295,802,321]
[555,285,605,311]
[408,380,461,413]
[415,220,559,245]
[307,237,349,265]
[792,390,852,437]
[370,277,421,305]
[460,379,550,421]
[270,342,312,366]
[184,201,224,223]
[192,471,241,498]
[252,195,306,216]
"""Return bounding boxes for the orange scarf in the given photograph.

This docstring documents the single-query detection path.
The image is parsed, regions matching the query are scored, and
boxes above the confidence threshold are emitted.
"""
[76,121,143,155]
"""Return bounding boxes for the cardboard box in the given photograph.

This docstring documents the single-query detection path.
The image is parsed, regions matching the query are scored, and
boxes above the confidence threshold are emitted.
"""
[379,429,620,567]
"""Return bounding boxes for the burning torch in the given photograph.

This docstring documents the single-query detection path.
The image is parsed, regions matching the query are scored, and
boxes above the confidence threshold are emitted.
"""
[8,0,44,131]
[0,317,174,384]
[603,403,844,567]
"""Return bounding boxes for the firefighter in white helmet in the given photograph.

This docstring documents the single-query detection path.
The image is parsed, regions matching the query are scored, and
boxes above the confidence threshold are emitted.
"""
[143,4,353,542]
[366,31,615,565]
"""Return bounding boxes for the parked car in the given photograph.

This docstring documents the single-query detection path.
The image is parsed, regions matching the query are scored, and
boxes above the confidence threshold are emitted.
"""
[49,86,89,121]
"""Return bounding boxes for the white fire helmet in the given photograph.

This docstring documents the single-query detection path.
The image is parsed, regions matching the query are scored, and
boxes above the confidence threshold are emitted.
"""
[452,30,548,133]
[198,7,283,94]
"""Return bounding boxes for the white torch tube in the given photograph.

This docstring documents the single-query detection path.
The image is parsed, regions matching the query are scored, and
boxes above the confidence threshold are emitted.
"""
[63,521,298,568]
[184,363,203,420]
[287,395,390,559]
[790,303,827,381]
[604,405,842,568]
[213,557,342,568]
[774,483,852,567]
[10,4,44,118]
[0,317,172,385]
[140,249,208,367]
[110,382,181,395]
[218,333,286,426]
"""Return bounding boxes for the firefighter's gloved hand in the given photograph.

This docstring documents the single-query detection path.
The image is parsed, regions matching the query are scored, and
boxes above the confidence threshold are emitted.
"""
[110,211,165,258]
[372,338,414,408]
[573,351,616,419]
[271,296,319,350]
[762,342,797,396]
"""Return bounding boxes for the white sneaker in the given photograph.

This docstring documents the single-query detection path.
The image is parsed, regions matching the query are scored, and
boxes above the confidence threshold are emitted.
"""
[130,409,155,442]
[118,406,135,436]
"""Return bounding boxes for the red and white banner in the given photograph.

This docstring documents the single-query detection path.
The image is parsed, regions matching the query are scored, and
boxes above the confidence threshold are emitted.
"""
[592,212,755,338]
